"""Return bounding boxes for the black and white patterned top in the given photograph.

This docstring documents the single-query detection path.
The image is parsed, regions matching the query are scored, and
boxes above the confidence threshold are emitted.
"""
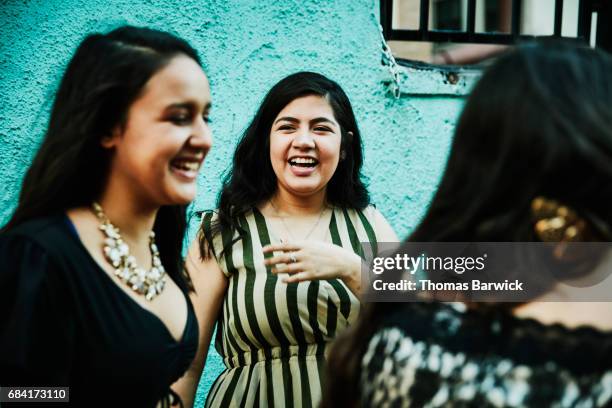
[360,302,612,407]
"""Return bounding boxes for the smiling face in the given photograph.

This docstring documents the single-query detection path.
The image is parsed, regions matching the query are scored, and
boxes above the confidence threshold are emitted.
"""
[102,54,212,207]
[269,94,342,198]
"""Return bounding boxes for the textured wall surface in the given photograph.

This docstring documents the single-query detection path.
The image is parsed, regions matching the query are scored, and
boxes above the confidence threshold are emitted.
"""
[0,0,475,402]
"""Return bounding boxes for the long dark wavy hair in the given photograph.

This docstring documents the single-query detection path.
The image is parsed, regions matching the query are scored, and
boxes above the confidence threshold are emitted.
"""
[201,72,370,258]
[322,41,612,407]
[2,26,202,292]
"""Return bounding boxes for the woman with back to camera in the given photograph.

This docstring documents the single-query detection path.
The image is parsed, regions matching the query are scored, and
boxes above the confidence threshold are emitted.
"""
[0,26,212,407]
[324,41,612,407]
[175,72,397,407]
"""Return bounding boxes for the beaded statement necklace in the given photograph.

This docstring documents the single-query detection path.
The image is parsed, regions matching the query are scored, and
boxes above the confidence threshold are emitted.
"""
[92,202,166,301]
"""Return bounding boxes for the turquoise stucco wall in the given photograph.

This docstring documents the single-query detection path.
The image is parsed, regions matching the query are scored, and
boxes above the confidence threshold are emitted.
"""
[0,0,472,402]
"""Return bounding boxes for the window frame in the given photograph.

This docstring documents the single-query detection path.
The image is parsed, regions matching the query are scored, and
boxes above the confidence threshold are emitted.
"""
[380,0,609,50]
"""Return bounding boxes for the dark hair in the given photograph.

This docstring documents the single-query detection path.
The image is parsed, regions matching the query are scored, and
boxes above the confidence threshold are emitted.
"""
[201,71,369,257]
[2,25,202,292]
[322,41,612,407]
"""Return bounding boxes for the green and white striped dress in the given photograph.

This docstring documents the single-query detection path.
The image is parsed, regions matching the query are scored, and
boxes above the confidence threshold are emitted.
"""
[202,206,379,407]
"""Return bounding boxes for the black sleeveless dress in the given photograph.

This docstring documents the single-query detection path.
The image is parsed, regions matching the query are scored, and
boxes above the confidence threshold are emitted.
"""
[0,215,198,407]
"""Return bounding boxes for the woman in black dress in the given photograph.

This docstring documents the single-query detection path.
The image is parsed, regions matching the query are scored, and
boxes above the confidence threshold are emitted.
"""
[0,26,212,407]
[323,41,612,407]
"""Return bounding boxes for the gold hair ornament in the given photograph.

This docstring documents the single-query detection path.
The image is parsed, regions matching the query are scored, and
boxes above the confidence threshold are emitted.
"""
[531,196,600,262]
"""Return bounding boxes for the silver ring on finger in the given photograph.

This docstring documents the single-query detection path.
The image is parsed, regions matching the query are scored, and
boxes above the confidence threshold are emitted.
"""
[289,252,298,263]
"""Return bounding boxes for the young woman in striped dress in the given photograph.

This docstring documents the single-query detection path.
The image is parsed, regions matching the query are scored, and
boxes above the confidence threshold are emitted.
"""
[174,72,397,407]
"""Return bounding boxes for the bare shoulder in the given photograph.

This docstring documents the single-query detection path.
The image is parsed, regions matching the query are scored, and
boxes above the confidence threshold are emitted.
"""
[367,206,399,243]
[513,301,612,332]
[66,206,98,230]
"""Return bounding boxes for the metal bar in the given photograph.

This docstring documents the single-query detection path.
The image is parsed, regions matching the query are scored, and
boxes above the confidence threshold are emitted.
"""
[387,28,552,44]
[577,0,593,42]
[554,0,564,36]
[595,0,611,51]
[467,0,477,34]
[420,0,430,34]
[511,0,523,36]
[380,0,393,39]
